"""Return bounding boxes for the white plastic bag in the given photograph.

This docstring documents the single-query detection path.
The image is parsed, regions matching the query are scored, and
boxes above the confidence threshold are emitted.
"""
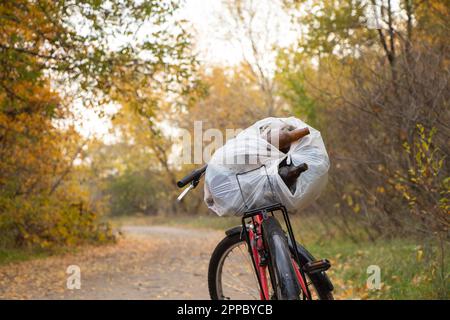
[204,117,330,216]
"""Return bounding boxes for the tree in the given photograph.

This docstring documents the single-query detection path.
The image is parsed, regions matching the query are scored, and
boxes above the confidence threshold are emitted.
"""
[0,0,198,248]
[0,0,198,112]
[216,0,287,116]
[278,0,449,243]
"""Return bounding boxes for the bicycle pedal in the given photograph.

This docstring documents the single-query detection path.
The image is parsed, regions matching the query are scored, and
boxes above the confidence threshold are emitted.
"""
[303,259,331,274]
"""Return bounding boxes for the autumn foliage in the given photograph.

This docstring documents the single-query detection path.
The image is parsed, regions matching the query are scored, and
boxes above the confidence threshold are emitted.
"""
[0,0,197,249]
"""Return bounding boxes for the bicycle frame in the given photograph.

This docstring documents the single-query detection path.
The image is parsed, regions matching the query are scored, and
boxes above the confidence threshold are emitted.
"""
[240,204,312,300]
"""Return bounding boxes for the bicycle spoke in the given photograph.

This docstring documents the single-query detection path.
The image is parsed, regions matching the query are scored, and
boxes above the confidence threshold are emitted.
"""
[218,242,262,299]
[224,250,258,293]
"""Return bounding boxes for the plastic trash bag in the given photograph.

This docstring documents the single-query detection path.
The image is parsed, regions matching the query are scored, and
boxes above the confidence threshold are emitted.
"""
[204,117,330,216]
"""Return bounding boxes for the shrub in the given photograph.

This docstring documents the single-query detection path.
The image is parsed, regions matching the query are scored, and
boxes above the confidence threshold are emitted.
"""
[0,195,114,250]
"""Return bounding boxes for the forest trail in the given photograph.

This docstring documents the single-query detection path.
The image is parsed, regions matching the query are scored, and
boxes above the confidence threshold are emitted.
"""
[0,226,223,299]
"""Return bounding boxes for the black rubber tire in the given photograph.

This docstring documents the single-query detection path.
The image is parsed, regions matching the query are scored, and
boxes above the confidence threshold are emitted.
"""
[261,217,301,300]
[208,228,334,300]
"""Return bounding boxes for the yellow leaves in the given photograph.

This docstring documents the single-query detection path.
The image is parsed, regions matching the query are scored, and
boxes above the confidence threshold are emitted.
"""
[0,1,62,49]
[402,141,411,154]
[417,123,425,135]
[376,186,385,194]
[395,124,448,225]
[416,249,424,262]
[344,194,353,207]
[6,196,114,249]
[0,108,114,249]
[342,193,362,213]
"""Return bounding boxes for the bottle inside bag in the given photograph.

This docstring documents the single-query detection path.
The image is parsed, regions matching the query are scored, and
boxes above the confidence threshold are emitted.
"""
[278,158,308,194]
[263,125,310,153]
[205,117,330,216]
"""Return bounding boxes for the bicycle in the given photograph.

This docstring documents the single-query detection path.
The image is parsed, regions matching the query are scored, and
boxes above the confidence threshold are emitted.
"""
[177,164,334,300]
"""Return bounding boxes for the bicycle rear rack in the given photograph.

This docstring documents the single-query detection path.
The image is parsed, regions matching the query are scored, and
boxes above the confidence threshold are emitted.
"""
[234,165,312,299]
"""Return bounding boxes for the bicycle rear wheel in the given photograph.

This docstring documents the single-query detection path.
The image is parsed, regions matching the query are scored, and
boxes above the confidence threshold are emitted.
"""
[208,223,334,300]
[261,216,301,300]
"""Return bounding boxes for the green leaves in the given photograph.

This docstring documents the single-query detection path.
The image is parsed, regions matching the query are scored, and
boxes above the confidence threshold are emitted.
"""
[284,0,370,58]
[1,0,198,115]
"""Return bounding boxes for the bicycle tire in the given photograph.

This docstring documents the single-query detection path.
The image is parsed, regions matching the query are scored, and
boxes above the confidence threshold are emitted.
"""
[261,217,301,300]
[208,226,334,300]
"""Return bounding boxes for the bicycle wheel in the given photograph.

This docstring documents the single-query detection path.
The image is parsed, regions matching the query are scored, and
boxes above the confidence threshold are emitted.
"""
[208,223,334,300]
[208,232,272,299]
[261,216,301,300]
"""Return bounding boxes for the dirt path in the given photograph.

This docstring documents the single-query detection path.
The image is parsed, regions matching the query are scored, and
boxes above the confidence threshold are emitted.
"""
[0,226,224,300]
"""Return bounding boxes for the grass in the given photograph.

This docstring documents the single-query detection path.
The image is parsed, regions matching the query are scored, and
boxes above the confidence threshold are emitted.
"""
[0,248,50,266]
[0,242,107,267]
[110,213,449,300]
[309,238,449,300]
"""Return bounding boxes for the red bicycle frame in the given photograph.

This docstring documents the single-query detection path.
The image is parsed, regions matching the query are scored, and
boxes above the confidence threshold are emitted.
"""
[246,212,310,300]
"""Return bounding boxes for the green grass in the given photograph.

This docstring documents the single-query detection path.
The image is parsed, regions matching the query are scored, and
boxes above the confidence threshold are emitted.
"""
[0,248,50,266]
[308,238,449,299]
[0,244,99,266]
[110,213,449,300]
